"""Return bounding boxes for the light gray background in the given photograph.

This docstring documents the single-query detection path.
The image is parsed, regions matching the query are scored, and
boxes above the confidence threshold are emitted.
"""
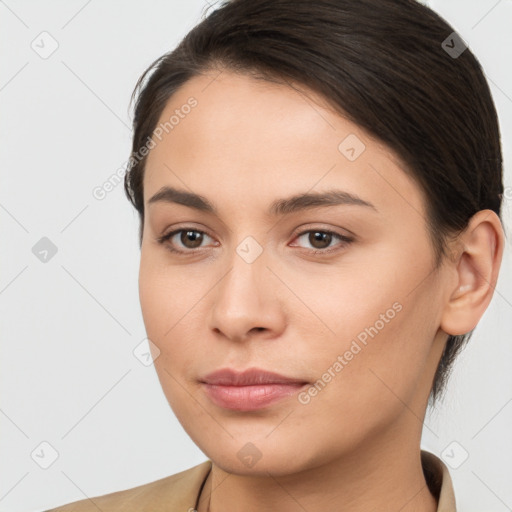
[1,1,511,511]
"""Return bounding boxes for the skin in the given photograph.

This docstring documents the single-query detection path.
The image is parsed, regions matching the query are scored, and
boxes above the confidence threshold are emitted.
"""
[138,69,504,512]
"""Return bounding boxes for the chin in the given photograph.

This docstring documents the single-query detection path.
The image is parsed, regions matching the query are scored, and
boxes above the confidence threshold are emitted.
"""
[201,438,320,477]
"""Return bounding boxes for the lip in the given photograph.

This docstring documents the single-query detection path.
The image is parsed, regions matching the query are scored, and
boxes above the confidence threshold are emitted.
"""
[200,368,309,411]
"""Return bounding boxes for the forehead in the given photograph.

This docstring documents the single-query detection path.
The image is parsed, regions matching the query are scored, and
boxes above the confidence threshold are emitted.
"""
[143,70,425,220]
[148,70,344,163]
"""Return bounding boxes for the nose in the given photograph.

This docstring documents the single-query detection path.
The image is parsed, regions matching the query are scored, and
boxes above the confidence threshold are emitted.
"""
[208,246,286,343]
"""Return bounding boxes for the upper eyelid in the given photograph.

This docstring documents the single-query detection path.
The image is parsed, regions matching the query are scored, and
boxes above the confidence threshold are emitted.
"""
[162,226,352,250]
[162,221,354,238]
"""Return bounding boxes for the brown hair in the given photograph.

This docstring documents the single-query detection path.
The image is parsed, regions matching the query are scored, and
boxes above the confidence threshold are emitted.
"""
[124,0,504,406]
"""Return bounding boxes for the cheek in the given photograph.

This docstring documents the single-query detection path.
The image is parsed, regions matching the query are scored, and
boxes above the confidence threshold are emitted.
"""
[138,261,189,397]
[138,251,200,341]
[287,248,437,413]
[138,257,206,420]
[286,303,428,461]
[275,259,404,361]
[138,251,213,374]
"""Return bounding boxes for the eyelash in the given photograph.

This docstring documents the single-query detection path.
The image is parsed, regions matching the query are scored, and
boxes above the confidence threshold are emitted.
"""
[156,227,354,256]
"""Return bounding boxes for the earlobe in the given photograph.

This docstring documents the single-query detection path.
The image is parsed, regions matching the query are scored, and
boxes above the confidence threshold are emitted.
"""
[440,210,504,336]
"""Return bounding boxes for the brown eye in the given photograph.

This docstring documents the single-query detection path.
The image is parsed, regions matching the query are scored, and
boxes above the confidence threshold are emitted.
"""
[157,228,215,254]
[180,230,204,249]
[292,229,353,254]
[308,231,332,249]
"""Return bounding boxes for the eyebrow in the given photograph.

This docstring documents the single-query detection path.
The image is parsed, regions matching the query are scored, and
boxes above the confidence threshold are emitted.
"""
[148,186,378,216]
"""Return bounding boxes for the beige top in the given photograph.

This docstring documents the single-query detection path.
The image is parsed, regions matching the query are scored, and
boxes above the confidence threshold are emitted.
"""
[46,450,456,511]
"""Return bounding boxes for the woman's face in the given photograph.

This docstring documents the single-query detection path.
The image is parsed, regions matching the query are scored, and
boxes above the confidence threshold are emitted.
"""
[139,70,453,475]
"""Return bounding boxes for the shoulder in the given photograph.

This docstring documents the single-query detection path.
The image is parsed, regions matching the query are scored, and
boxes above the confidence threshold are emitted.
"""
[44,460,212,512]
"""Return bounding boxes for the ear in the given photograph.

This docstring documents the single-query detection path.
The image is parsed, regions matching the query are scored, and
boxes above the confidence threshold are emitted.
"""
[440,209,505,336]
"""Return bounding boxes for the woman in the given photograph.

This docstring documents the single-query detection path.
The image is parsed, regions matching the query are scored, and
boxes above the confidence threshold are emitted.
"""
[47,0,505,510]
